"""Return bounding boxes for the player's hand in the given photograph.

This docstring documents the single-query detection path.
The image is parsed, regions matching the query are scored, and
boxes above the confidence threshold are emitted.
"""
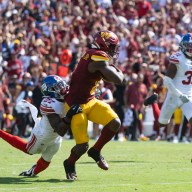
[66,104,82,118]
[95,88,101,99]
[179,94,190,103]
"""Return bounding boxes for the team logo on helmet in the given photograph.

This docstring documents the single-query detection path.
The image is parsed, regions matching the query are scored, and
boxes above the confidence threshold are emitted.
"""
[41,75,69,100]
[41,83,47,92]
[93,30,119,59]
[180,33,192,58]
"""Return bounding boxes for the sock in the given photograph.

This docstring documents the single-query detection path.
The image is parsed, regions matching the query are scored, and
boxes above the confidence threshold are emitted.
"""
[67,151,80,166]
[138,120,144,136]
[174,124,179,136]
[93,127,116,152]
[152,103,160,122]
[0,130,27,153]
[153,120,160,136]
[34,157,50,175]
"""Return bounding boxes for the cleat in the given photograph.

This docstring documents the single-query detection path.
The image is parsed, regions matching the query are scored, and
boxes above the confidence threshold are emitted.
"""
[144,93,158,106]
[19,165,36,177]
[63,159,77,181]
[155,136,161,141]
[87,147,109,170]
[139,136,149,141]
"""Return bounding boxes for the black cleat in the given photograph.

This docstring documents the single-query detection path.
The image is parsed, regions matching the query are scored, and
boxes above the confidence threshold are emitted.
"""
[63,159,77,181]
[144,93,158,106]
[19,164,36,177]
[87,147,109,170]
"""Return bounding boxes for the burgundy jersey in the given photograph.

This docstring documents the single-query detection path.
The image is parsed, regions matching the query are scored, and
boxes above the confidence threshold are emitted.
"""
[66,49,110,105]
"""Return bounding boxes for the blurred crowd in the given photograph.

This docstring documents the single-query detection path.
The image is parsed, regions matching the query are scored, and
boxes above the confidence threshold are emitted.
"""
[0,0,192,141]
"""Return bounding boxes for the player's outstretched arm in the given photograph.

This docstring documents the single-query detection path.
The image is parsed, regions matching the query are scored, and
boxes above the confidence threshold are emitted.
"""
[88,61,124,85]
[47,104,82,136]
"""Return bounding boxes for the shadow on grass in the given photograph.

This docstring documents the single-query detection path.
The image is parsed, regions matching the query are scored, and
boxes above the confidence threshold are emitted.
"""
[79,160,147,164]
[0,177,68,184]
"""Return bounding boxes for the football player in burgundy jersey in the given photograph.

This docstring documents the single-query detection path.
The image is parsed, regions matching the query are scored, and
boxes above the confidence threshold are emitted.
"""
[63,30,125,181]
[0,75,82,176]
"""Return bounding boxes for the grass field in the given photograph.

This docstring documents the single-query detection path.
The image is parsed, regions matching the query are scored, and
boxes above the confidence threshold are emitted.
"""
[1,139,192,192]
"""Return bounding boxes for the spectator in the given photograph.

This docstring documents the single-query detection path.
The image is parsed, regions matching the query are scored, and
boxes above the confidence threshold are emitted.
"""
[14,81,35,137]
[0,0,191,141]
[6,51,23,81]
[32,72,47,116]
[124,73,148,141]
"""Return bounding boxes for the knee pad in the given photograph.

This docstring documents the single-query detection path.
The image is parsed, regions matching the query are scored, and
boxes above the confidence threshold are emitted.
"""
[72,143,89,157]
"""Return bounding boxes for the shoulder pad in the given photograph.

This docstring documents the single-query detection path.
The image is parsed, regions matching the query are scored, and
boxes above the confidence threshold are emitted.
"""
[40,97,56,115]
[91,50,110,62]
[169,52,180,64]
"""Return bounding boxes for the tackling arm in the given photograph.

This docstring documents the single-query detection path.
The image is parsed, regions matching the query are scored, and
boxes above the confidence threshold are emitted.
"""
[88,60,124,85]
[47,104,82,137]
[47,114,69,137]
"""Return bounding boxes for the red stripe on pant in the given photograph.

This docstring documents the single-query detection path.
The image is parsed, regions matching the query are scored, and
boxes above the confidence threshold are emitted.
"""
[26,135,37,153]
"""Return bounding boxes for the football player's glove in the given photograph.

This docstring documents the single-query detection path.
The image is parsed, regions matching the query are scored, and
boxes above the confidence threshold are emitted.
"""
[179,94,190,103]
[66,104,82,119]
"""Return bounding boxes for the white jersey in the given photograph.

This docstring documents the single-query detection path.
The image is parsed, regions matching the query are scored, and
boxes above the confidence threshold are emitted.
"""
[17,98,66,162]
[159,51,192,125]
[39,96,66,137]
[170,51,192,96]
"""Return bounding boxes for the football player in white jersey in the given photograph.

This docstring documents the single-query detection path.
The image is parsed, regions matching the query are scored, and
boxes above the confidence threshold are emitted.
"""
[0,75,82,176]
[144,33,192,136]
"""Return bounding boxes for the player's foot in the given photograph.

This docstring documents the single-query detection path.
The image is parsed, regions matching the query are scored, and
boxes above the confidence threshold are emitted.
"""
[19,164,36,177]
[87,147,109,170]
[139,135,149,141]
[63,159,77,181]
[144,93,158,106]
[155,135,161,141]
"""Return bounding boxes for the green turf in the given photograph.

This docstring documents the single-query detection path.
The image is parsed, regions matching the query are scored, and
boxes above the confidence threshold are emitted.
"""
[0,139,192,192]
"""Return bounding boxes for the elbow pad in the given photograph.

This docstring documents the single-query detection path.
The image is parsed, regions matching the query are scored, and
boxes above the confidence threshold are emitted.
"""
[163,76,182,97]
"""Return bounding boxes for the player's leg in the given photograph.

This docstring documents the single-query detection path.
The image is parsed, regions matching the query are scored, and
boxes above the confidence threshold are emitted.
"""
[20,138,62,177]
[33,141,61,175]
[172,108,182,143]
[144,93,160,122]
[158,93,180,140]
[0,130,28,153]
[87,99,120,170]
[19,157,50,177]
[64,142,88,181]
[181,102,192,144]
[64,102,89,181]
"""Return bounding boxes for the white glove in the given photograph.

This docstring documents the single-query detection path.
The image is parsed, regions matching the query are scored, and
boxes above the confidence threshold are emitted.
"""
[179,95,190,103]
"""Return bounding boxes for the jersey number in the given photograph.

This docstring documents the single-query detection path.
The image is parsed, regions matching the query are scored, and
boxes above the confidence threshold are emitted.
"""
[182,71,192,85]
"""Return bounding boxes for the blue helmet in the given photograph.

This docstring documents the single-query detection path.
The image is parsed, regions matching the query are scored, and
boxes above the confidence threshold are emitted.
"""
[179,33,192,57]
[41,75,69,100]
